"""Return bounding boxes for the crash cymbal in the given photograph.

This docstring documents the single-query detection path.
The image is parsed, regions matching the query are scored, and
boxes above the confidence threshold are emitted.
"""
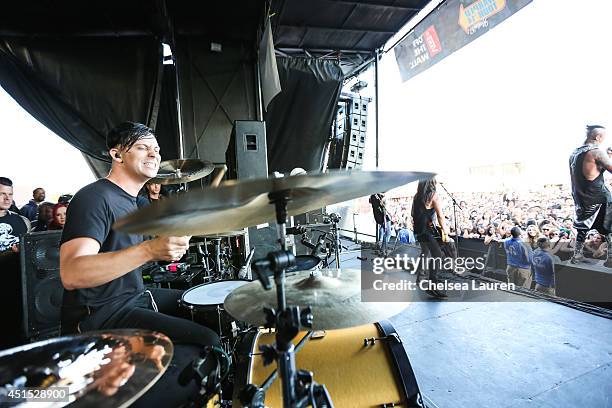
[195,230,247,239]
[114,170,433,236]
[224,269,409,330]
[150,159,214,185]
[0,330,172,408]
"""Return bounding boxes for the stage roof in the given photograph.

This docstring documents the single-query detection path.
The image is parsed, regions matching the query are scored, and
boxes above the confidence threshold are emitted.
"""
[1,0,430,77]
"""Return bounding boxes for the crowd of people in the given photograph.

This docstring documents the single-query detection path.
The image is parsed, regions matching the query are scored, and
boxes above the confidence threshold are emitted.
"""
[382,183,612,264]
[0,176,166,254]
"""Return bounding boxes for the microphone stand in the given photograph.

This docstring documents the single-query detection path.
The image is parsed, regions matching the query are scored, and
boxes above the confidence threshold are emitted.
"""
[438,182,461,255]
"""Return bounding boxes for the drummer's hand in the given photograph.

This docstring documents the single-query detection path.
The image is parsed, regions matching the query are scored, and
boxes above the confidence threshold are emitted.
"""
[143,236,191,262]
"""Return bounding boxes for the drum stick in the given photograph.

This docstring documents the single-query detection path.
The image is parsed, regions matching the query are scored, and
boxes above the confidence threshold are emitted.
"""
[210,165,227,187]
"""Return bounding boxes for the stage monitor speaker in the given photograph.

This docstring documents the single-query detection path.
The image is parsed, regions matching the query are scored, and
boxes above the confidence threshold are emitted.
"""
[226,120,268,180]
[19,230,63,340]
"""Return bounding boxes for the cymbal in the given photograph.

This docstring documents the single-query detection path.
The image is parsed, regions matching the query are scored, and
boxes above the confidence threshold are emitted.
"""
[114,170,433,236]
[224,269,410,330]
[195,230,247,239]
[150,159,214,185]
[0,330,172,407]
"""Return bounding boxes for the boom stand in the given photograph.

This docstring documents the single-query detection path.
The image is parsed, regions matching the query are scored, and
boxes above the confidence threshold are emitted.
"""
[241,190,334,408]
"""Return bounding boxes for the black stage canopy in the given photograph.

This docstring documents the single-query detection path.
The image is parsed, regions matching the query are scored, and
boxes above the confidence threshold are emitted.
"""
[0,0,430,174]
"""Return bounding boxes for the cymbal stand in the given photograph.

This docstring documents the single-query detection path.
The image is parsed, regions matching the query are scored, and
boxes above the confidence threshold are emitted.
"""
[213,238,223,278]
[330,214,341,269]
[242,190,334,408]
[196,240,213,281]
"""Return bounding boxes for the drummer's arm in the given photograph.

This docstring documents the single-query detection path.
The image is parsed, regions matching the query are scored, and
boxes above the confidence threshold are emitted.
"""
[60,236,189,290]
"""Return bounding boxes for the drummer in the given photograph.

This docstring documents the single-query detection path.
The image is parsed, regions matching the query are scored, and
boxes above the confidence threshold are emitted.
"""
[59,122,219,400]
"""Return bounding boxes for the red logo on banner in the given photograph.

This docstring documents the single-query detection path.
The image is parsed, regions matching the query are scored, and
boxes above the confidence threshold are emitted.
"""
[423,25,442,57]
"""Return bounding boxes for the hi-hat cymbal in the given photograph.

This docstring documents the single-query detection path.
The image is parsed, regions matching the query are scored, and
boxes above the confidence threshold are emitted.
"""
[224,269,410,330]
[0,330,172,408]
[150,159,214,185]
[114,170,433,236]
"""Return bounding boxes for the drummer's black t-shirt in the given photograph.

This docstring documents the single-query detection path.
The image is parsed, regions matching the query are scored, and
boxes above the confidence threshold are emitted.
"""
[61,179,145,311]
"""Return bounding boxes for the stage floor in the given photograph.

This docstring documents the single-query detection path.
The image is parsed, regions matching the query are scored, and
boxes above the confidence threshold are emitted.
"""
[340,245,612,408]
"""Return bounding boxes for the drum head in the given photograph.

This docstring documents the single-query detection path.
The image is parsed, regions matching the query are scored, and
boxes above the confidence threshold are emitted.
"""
[182,280,250,307]
[286,255,321,272]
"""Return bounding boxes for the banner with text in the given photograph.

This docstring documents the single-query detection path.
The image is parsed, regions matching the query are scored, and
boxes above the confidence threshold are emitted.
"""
[394,0,532,81]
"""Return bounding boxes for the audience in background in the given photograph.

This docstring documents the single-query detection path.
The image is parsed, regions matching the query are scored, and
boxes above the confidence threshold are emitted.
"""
[19,187,46,222]
[0,177,31,253]
[532,237,556,295]
[33,202,55,232]
[138,181,164,208]
[48,203,68,230]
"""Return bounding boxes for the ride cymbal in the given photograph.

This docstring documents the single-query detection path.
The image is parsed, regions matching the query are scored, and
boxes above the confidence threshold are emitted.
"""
[224,269,410,330]
[150,159,214,185]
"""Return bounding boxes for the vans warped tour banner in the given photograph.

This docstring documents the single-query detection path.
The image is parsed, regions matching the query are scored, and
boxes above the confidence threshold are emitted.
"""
[394,0,532,81]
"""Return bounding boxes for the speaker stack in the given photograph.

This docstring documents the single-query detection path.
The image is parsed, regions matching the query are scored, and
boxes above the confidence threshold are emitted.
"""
[19,230,64,341]
[328,92,371,170]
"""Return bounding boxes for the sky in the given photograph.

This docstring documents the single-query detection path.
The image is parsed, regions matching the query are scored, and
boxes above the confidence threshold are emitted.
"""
[352,0,612,191]
[2,0,612,205]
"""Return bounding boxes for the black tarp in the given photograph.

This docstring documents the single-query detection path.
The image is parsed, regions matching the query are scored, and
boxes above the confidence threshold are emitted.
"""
[265,58,343,173]
[0,37,162,165]
[155,64,180,161]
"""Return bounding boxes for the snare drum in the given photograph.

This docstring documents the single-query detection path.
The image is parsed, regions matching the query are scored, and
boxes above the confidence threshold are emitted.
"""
[234,321,422,407]
[180,280,250,337]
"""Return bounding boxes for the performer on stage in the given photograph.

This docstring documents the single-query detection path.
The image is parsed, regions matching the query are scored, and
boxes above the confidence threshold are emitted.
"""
[411,177,449,298]
[569,124,612,266]
[369,192,391,253]
[59,122,219,406]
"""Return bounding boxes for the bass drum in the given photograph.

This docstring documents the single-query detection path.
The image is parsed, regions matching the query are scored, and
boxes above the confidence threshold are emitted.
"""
[233,321,422,407]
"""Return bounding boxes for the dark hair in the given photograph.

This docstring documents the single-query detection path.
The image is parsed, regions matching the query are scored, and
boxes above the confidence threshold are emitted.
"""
[33,187,44,194]
[411,178,437,222]
[510,226,522,238]
[106,121,154,151]
[0,177,13,187]
[585,124,605,141]
[537,237,550,249]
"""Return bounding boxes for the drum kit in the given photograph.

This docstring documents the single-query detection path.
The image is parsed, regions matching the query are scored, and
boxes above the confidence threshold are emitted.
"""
[0,160,432,407]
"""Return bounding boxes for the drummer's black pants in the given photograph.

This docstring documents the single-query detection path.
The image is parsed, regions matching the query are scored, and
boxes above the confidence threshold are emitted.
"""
[109,288,220,408]
[110,288,220,347]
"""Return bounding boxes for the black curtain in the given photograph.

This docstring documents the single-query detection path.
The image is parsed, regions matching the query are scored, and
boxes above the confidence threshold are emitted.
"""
[0,37,163,165]
[155,64,180,161]
[265,58,343,173]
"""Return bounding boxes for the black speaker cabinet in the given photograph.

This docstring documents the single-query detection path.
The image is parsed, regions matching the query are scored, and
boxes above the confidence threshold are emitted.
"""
[19,230,63,340]
[226,120,268,180]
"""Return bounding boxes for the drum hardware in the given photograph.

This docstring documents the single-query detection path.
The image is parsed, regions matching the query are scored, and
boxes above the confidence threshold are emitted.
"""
[239,331,319,407]
[178,345,233,407]
[233,191,334,408]
[296,212,342,269]
[363,333,401,347]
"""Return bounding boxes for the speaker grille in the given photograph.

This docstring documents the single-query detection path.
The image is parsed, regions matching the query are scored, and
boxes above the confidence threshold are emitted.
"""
[20,231,63,340]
